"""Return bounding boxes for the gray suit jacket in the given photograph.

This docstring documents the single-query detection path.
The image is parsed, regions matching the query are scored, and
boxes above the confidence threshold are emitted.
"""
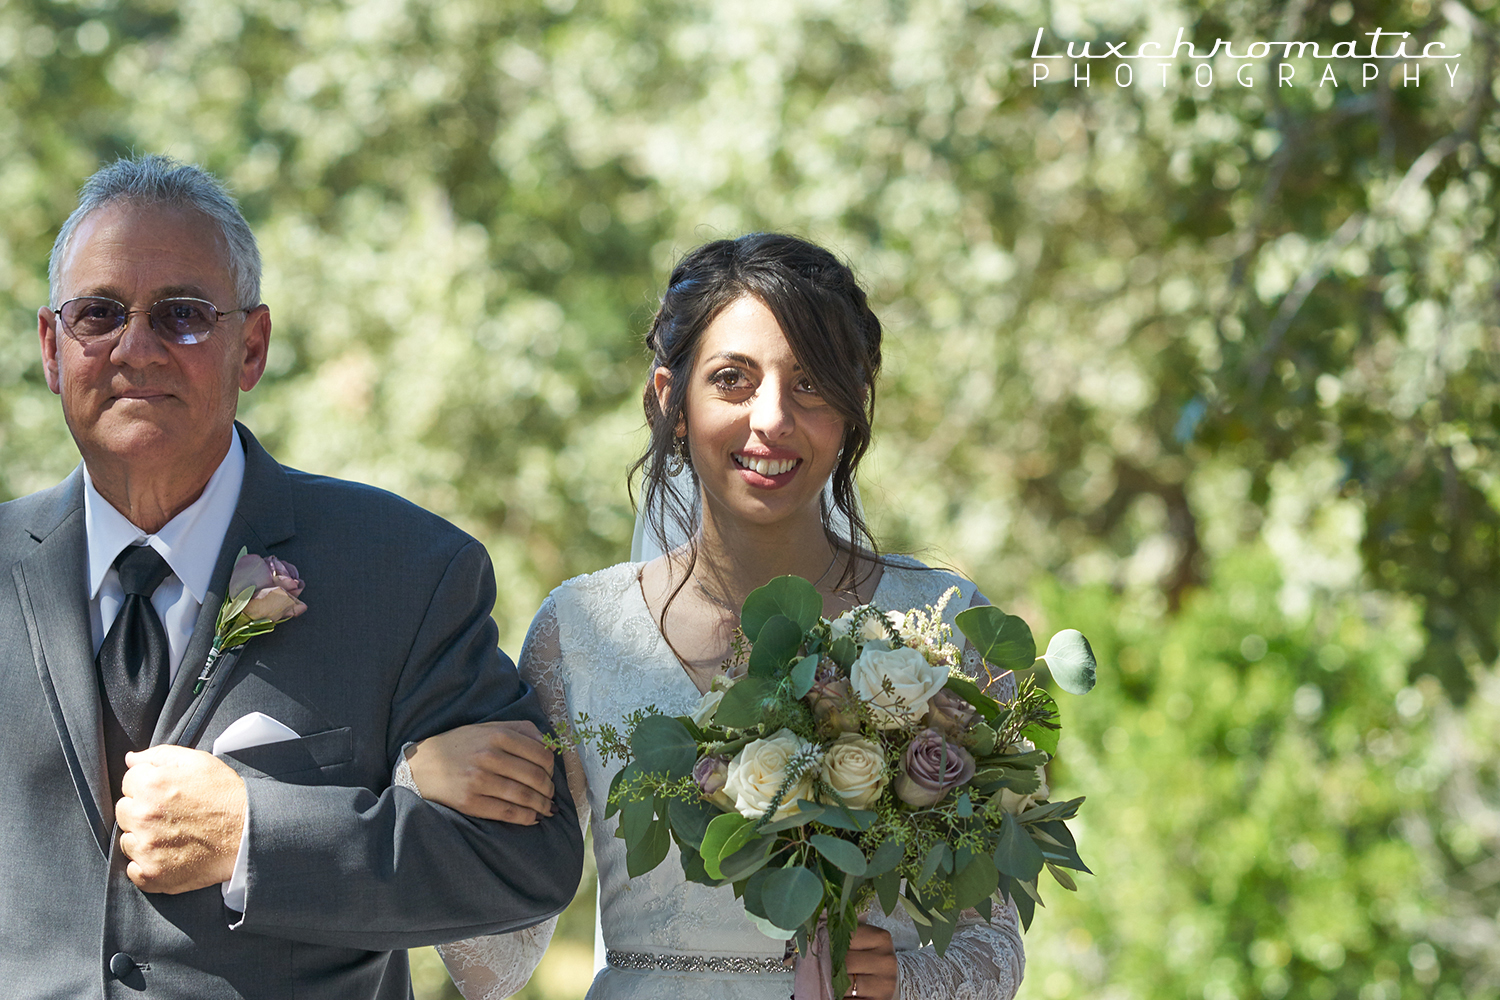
[0,424,583,999]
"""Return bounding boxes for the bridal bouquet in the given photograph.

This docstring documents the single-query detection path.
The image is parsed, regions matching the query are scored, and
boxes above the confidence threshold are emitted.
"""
[570,576,1096,997]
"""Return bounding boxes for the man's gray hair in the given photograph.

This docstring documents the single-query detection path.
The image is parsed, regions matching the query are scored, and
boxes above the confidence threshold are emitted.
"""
[48,154,261,308]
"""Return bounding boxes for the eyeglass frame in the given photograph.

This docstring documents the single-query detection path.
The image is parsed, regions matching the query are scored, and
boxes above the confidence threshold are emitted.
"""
[49,295,259,346]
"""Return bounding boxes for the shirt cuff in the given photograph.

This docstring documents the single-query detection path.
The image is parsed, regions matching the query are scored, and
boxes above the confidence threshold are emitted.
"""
[221,801,251,913]
[393,741,421,795]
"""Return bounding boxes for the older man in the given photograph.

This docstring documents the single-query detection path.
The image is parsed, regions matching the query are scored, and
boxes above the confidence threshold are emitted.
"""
[0,155,583,998]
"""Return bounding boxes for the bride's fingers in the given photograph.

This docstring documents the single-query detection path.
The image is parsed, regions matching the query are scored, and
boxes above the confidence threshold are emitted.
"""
[469,772,556,816]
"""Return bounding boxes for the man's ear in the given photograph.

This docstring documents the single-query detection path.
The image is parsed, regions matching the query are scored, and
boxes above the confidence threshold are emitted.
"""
[38,307,61,395]
[653,367,684,435]
[238,305,272,392]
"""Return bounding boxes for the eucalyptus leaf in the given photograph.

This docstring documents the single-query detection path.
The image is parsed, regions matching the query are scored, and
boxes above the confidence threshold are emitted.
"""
[829,635,858,669]
[954,606,1037,673]
[916,842,948,888]
[718,835,775,882]
[812,807,877,832]
[748,615,805,677]
[952,851,1001,910]
[618,792,656,844]
[700,812,751,880]
[874,869,900,915]
[1040,629,1097,694]
[758,805,824,834]
[1047,862,1079,891]
[630,715,698,778]
[742,576,823,639]
[837,869,864,913]
[742,868,773,919]
[667,796,719,850]
[897,893,932,927]
[967,722,997,757]
[1002,875,1036,931]
[1036,819,1093,873]
[760,866,824,931]
[790,653,821,698]
[809,834,868,876]
[604,762,640,820]
[942,676,1001,722]
[994,812,1045,881]
[865,838,904,877]
[928,908,957,955]
[625,816,671,877]
[714,676,776,729]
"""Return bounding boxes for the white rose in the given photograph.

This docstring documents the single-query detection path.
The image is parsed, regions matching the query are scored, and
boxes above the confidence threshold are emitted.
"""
[723,728,816,820]
[689,688,725,726]
[830,608,896,646]
[819,735,888,810]
[850,644,950,729]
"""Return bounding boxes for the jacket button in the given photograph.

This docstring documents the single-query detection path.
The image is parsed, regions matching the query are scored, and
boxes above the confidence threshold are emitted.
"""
[109,953,137,978]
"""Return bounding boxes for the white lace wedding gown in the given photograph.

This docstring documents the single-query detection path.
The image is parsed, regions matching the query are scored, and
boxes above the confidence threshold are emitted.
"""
[435,555,1026,1000]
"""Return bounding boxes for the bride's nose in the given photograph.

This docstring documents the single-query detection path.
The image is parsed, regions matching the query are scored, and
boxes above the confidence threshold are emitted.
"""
[748,380,796,440]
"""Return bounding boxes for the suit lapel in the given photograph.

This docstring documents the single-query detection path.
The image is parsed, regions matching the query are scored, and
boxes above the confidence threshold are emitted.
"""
[13,468,113,851]
[156,424,295,747]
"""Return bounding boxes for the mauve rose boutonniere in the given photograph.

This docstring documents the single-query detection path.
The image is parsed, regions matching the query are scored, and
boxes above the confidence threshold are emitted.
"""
[193,547,307,694]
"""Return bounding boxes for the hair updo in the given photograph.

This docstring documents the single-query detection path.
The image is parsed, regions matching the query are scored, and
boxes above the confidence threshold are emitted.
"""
[630,232,884,588]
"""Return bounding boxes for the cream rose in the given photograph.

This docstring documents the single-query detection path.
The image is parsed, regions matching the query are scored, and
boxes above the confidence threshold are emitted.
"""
[830,608,898,647]
[819,735,887,810]
[723,728,816,820]
[850,644,950,729]
[689,688,725,727]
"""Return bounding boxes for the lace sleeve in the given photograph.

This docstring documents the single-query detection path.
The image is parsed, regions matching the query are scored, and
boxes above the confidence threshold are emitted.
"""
[435,596,589,1000]
[862,897,1026,1000]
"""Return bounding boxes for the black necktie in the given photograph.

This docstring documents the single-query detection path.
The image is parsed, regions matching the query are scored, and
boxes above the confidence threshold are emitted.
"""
[98,544,174,804]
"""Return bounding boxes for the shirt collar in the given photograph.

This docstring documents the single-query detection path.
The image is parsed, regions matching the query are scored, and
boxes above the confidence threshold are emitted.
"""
[84,428,247,604]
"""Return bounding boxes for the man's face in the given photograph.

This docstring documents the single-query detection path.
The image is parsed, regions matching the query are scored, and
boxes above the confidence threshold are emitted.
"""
[39,201,270,480]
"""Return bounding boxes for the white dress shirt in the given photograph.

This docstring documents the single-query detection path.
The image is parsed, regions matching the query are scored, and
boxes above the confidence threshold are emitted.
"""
[83,428,251,910]
[85,428,247,680]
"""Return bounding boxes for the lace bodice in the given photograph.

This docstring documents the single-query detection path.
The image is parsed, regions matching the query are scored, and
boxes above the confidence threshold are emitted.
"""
[438,556,1025,1000]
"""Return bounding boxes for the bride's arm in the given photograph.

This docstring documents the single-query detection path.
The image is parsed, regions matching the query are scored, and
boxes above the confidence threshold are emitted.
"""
[400,596,592,1000]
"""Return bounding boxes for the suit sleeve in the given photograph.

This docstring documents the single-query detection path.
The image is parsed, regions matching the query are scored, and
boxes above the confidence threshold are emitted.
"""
[230,539,585,949]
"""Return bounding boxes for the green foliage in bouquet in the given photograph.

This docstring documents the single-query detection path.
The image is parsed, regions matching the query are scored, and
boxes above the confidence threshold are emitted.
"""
[566,575,1098,994]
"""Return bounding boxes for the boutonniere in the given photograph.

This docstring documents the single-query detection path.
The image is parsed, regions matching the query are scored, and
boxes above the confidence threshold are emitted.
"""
[194,547,307,695]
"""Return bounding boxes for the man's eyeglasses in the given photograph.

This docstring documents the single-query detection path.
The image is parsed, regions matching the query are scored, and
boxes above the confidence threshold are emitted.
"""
[53,296,254,346]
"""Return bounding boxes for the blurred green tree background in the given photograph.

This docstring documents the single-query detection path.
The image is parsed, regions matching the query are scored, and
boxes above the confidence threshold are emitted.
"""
[3,0,1497,996]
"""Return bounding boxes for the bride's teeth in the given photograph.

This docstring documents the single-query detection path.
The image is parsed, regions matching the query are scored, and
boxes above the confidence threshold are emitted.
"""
[737,455,796,475]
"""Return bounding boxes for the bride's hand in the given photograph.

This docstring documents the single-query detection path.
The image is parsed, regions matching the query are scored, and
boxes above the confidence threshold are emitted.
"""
[844,922,897,999]
[405,721,557,825]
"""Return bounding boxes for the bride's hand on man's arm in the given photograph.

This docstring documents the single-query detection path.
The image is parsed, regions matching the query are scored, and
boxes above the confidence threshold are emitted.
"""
[405,721,558,825]
[846,922,898,1000]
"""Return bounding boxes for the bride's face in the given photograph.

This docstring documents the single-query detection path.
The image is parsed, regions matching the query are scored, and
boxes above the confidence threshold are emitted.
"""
[656,295,846,531]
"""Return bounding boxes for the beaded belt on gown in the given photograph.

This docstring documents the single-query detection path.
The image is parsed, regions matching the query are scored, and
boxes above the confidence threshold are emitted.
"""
[605,950,790,974]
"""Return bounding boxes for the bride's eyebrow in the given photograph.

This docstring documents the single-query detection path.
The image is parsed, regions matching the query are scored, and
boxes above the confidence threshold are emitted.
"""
[704,351,759,369]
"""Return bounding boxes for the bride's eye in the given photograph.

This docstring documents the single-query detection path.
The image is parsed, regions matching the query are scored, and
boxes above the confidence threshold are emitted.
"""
[710,368,749,391]
[796,376,825,398]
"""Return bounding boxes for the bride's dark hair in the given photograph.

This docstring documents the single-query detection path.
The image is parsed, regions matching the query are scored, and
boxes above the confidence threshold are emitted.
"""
[630,232,884,591]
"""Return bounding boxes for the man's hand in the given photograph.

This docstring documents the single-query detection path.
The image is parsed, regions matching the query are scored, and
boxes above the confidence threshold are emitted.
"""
[405,720,557,825]
[844,922,898,1000]
[117,746,247,894]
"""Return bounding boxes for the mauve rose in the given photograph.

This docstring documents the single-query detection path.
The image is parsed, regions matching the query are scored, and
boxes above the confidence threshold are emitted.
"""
[893,728,976,807]
[694,755,728,795]
[924,688,977,736]
[231,553,308,623]
[805,662,859,734]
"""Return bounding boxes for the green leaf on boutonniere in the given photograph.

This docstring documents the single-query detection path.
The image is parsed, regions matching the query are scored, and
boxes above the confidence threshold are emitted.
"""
[742,576,823,640]
[748,615,803,677]
[955,606,1036,674]
[789,653,820,698]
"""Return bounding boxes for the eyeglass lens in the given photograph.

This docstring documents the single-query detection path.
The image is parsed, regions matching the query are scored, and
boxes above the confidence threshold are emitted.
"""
[58,297,222,345]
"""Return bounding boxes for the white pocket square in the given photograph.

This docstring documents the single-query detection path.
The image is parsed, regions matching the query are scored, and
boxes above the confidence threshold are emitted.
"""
[214,712,300,912]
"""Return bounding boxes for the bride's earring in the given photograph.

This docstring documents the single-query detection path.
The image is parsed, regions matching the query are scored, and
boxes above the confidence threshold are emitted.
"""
[666,434,689,476]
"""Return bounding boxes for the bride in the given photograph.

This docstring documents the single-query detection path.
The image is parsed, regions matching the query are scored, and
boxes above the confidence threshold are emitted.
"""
[402,233,1025,1000]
